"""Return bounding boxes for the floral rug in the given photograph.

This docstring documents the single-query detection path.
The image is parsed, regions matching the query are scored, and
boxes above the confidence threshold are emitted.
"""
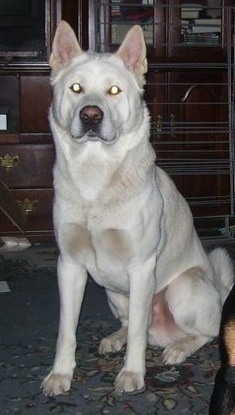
[0,251,221,415]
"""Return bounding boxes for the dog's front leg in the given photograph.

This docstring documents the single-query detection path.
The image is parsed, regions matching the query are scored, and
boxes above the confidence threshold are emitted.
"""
[114,258,155,394]
[42,255,88,396]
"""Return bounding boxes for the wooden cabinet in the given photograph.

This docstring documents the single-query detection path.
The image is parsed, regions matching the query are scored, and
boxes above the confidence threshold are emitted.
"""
[0,1,234,241]
[20,76,52,133]
[90,0,234,238]
[0,74,54,241]
[0,0,59,242]
[146,70,230,213]
[0,0,88,242]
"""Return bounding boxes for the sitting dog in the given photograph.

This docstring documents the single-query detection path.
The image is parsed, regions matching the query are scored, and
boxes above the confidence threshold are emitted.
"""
[42,21,234,396]
[209,283,235,415]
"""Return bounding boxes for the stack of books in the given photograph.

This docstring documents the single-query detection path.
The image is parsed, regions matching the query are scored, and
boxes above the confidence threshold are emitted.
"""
[111,0,122,18]
[190,18,221,34]
[181,4,221,45]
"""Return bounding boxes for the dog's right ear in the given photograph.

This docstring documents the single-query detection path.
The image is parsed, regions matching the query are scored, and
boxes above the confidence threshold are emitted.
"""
[49,20,82,72]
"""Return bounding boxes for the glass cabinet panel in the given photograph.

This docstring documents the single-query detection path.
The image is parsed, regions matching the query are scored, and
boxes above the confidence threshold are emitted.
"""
[94,0,157,52]
[93,0,232,57]
[0,0,60,63]
[110,0,155,45]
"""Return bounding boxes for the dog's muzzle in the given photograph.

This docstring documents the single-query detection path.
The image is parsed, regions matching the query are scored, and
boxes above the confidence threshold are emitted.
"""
[79,105,103,138]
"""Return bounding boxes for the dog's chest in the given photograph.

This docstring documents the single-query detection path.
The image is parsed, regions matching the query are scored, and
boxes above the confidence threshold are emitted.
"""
[64,223,131,291]
[59,144,119,202]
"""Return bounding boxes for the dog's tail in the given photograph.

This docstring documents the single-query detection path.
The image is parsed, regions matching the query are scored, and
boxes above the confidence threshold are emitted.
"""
[208,247,234,304]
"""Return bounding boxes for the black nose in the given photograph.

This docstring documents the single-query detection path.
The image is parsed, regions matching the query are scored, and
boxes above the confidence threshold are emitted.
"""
[80,105,103,126]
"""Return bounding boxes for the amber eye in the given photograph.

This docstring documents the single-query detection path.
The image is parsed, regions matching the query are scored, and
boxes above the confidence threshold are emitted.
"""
[108,85,121,96]
[70,83,82,93]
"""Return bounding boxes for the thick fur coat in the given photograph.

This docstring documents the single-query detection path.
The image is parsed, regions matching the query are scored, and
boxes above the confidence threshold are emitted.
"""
[42,21,234,396]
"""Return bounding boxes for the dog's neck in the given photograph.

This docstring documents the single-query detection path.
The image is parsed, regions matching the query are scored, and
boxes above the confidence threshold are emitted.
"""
[54,130,155,203]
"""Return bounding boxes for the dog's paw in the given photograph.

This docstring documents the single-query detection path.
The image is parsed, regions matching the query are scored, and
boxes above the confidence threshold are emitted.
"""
[114,369,145,394]
[162,345,186,365]
[41,372,72,396]
[162,335,208,365]
[99,327,127,354]
[162,339,192,365]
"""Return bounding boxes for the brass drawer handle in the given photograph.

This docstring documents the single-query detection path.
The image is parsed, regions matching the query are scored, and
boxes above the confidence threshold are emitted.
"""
[0,154,19,171]
[17,198,38,215]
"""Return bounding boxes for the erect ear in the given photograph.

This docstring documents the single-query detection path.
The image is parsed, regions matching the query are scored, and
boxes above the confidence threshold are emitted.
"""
[116,25,147,83]
[49,20,82,72]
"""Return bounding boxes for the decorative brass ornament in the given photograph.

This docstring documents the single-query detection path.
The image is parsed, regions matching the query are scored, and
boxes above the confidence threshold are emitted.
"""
[0,154,19,171]
[17,198,38,215]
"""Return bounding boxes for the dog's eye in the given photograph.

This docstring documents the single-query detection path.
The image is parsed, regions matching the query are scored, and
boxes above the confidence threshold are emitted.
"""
[108,85,121,96]
[70,83,82,93]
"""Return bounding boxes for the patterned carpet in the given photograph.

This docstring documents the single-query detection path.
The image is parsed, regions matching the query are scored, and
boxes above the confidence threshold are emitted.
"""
[0,242,233,415]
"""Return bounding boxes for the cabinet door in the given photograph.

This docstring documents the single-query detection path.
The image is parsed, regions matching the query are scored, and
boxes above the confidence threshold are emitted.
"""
[167,71,230,220]
[168,71,228,157]
[0,0,61,63]
[147,69,231,236]
[168,0,233,59]
[0,75,19,132]
[20,75,52,133]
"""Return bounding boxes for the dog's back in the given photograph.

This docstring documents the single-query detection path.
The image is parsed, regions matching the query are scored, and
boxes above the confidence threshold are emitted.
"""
[209,284,235,415]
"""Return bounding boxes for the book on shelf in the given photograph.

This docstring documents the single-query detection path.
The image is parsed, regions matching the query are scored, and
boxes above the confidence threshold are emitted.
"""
[191,22,221,33]
[181,4,202,19]
[194,18,221,26]
[181,10,200,19]
[111,0,121,17]
[183,33,220,45]
[191,27,221,34]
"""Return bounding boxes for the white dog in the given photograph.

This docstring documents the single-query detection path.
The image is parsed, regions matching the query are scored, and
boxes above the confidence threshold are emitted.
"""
[42,21,234,396]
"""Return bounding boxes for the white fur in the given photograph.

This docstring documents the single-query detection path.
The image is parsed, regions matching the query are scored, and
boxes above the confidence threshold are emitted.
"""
[42,22,234,396]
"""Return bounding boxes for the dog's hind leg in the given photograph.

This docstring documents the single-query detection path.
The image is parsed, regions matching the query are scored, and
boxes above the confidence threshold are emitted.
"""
[159,266,222,365]
[99,289,129,354]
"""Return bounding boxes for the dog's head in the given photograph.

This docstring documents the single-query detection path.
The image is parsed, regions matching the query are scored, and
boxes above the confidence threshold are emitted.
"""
[49,21,148,146]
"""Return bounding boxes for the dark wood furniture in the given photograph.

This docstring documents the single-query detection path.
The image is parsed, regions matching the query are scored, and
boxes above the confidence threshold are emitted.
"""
[91,0,234,238]
[0,1,234,241]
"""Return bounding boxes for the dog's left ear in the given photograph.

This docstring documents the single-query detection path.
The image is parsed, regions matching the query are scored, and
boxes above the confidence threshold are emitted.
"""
[116,25,147,83]
[49,20,82,72]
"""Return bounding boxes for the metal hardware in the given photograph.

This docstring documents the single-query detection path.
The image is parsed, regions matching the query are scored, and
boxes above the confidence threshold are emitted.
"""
[17,198,38,215]
[170,113,176,137]
[0,154,19,171]
[156,115,163,139]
